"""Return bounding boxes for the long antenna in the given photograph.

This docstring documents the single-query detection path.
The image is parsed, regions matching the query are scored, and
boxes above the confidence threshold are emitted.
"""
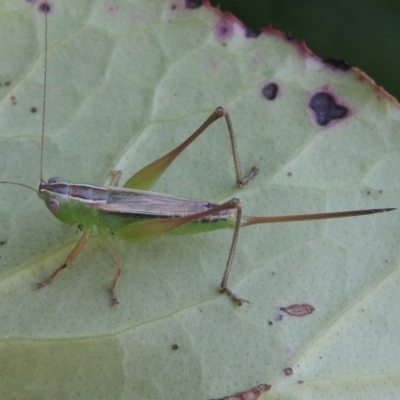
[0,3,50,194]
[0,181,38,193]
[39,1,49,183]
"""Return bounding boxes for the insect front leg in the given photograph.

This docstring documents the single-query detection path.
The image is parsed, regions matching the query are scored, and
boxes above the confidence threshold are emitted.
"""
[123,107,260,191]
[35,233,90,290]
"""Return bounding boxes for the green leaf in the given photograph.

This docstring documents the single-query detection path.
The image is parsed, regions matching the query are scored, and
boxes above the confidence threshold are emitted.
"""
[0,1,399,399]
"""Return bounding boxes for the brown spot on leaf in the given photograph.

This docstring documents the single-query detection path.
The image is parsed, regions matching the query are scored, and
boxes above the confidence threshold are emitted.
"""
[31,107,37,113]
[172,344,179,350]
[284,367,293,376]
[214,383,271,400]
[280,303,315,316]
[10,95,17,105]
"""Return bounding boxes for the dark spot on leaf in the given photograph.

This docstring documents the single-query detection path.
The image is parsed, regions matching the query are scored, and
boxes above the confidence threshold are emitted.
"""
[172,344,179,350]
[323,57,351,71]
[0,240,6,246]
[38,1,51,13]
[287,172,292,177]
[10,95,17,105]
[309,92,348,126]
[215,18,234,42]
[5,81,11,86]
[284,367,293,376]
[367,191,371,194]
[171,4,177,10]
[31,107,37,113]
[185,0,202,9]
[298,381,304,384]
[262,83,278,100]
[268,321,273,325]
[246,28,261,38]
[379,189,383,193]
[275,313,283,322]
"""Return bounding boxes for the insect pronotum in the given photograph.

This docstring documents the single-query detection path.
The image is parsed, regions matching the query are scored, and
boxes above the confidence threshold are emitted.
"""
[0,3,395,306]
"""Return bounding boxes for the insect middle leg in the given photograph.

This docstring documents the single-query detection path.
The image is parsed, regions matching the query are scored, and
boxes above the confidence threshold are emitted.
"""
[100,235,122,306]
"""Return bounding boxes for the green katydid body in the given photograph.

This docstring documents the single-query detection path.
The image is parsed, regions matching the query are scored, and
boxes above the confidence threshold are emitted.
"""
[39,179,236,241]
[36,170,393,306]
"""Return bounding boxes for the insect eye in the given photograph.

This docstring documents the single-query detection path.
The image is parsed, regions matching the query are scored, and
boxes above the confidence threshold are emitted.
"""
[45,197,59,212]
[48,177,62,184]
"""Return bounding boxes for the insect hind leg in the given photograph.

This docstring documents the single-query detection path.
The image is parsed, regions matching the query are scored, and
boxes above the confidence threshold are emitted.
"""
[122,107,261,191]
[218,197,250,305]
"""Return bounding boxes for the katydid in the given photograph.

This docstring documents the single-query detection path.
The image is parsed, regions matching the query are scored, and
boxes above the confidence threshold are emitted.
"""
[0,4,395,306]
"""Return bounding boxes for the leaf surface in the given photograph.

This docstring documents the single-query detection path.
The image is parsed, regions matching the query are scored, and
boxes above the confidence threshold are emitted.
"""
[0,1,399,399]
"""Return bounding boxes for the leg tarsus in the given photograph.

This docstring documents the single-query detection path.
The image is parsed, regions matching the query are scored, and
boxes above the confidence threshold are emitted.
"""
[34,261,67,289]
[111,292,119,307]
[220,285,251,306]
[238,162,261,187]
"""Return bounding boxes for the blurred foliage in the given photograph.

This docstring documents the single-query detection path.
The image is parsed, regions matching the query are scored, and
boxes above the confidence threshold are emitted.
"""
[210,0,400,101]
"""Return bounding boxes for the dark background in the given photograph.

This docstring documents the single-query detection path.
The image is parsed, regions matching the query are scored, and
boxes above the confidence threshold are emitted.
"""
[210,0,400,101]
